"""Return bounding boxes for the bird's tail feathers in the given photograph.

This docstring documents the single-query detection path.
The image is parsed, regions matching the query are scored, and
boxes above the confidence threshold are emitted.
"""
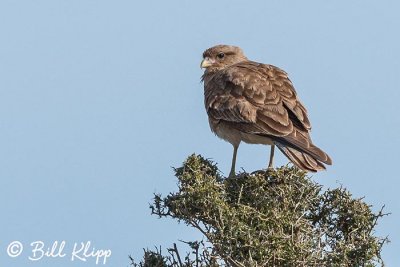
[276,130,332,166]
[276,144,326,172]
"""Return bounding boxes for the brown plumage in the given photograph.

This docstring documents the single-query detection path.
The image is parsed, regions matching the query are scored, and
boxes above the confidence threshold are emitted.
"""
[200,45,332,177]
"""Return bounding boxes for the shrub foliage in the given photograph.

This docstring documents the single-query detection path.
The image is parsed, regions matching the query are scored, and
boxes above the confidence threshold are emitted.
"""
[131,154,388,267]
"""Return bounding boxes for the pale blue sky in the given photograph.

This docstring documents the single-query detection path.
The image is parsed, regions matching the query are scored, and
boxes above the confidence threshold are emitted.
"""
[0,1,399,266]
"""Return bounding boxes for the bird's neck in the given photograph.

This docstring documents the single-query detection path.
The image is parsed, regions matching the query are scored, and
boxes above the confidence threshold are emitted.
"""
[201,70,218,86]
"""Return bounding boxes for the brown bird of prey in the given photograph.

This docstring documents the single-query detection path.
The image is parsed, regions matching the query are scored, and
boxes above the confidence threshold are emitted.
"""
[200,45,332,177]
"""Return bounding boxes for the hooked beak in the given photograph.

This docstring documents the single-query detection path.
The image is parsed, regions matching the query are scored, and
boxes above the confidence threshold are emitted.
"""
[200,57,214,69]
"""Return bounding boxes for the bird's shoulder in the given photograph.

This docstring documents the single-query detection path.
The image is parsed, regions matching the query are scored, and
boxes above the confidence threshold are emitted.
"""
[206,61,311,131]
[210,61,294,105]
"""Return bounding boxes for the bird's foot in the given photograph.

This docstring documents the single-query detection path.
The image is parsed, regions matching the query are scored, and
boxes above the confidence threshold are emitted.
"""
[251,170,267,175]
[251,168,274,176]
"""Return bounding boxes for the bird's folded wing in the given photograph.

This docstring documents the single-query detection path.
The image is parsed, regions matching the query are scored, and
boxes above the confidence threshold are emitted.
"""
[205,61,313,137]
[239,62,311,131]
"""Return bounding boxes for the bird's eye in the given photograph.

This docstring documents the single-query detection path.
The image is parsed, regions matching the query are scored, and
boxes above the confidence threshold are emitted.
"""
[217,52,225,59]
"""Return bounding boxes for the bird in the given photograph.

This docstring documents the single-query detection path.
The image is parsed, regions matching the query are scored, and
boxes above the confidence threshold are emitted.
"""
[200,45,332,177]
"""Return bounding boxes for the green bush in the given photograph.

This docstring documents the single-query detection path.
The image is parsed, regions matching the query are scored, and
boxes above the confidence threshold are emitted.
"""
[131,154,388,267]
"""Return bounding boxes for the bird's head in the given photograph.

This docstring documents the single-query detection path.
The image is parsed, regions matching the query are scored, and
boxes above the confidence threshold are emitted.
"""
[201,45,248,72]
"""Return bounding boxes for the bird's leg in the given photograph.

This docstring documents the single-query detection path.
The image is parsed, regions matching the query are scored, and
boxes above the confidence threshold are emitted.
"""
[268,144,275,169]
[229,144,239,178]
